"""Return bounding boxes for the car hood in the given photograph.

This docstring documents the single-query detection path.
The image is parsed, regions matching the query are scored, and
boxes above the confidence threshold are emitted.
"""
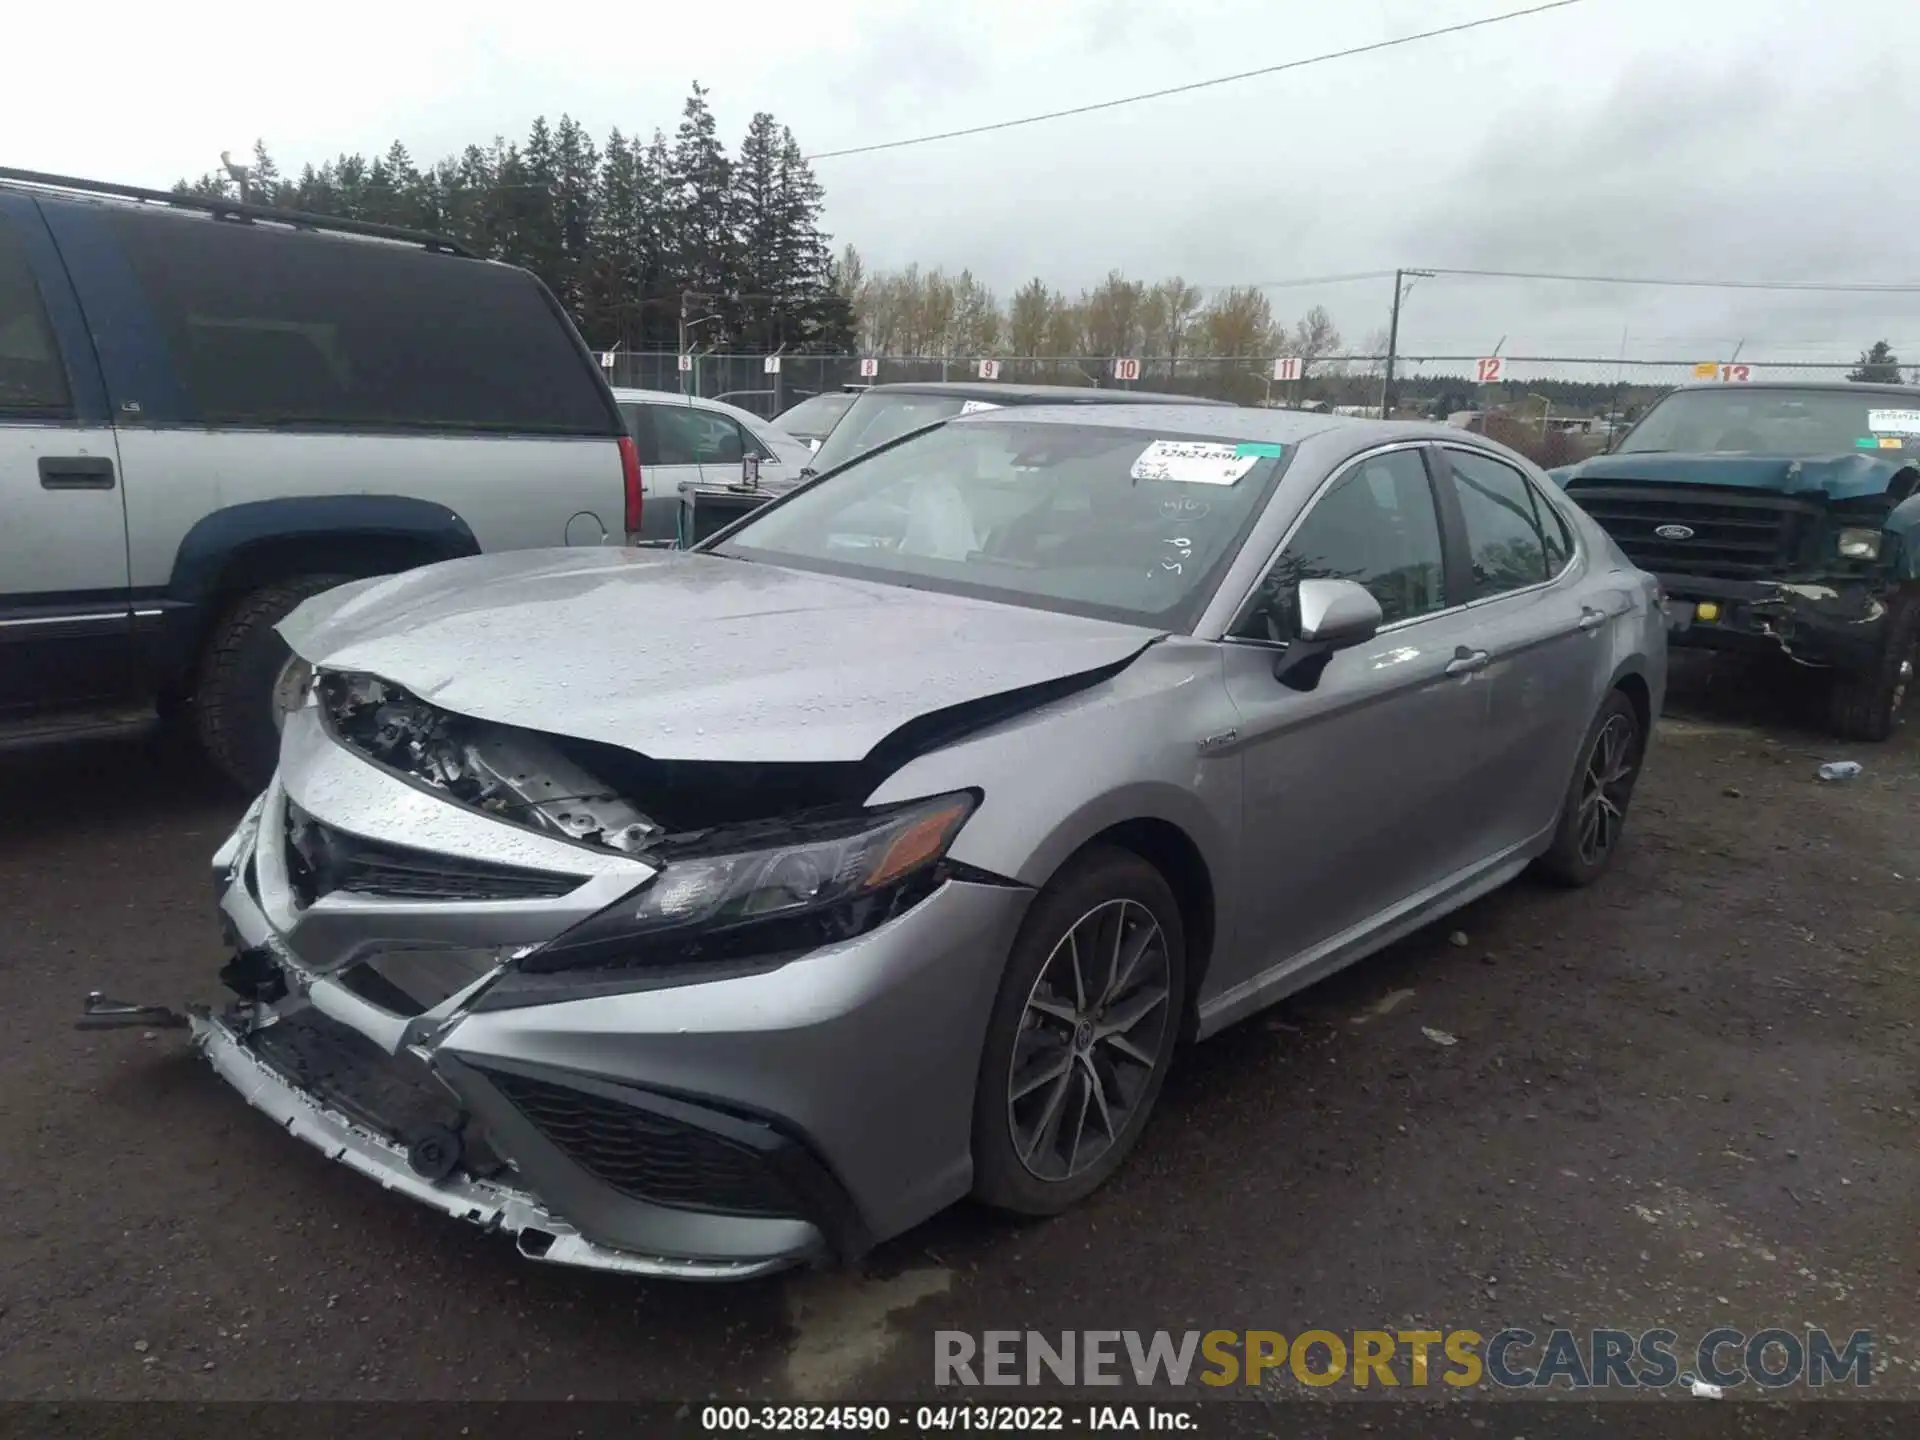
[1553,451,1910,501]
[280,549,1166,764]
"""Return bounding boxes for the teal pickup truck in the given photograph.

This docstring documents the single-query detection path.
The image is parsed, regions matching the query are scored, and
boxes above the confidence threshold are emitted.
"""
[1549,382,1920,740]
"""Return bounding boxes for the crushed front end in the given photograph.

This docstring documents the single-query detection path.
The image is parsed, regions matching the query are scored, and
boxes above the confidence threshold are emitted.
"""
[1563,473,1915,671]
[175,671,1029,1279]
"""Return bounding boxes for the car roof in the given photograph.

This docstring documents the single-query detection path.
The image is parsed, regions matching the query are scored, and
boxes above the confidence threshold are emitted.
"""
[860,380,1230,406]
[959,402,1516,453]
[1665,380,1918,398]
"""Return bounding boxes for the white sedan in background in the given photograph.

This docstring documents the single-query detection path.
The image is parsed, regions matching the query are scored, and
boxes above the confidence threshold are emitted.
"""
[612,388,813,544]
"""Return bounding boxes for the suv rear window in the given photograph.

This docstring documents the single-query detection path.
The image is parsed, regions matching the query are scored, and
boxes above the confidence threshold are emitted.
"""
[104,210,615,435]
[0,219,72,419]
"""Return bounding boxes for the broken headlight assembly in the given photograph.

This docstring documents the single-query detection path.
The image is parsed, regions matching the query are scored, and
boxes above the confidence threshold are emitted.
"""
[1834,527,1883,561]
[479,792,979,1003]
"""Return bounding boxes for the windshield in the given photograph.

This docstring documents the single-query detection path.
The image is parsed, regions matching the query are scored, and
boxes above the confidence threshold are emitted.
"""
[772,391,857,441]
[1617,388,1919,457]
[713,420,1290,629]
[805,391,995,472]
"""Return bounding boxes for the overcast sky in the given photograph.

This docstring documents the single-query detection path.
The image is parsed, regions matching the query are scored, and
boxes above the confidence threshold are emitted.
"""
[10,0,1917,367]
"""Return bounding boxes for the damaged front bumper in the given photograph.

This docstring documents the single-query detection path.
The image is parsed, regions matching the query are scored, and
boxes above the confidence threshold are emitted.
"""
[1659,571,1900,669]
[132,707,1030,1280]
[187,1004,777,1279]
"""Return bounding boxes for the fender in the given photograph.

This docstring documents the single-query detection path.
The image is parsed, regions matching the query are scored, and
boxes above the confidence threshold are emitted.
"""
[140,496,481,689]
[165,495,481,605]
[1888,491,1920,582]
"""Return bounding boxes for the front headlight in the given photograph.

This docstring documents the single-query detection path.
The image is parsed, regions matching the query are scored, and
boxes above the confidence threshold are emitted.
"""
[513,791,977,977]
[1836,528,1882,561]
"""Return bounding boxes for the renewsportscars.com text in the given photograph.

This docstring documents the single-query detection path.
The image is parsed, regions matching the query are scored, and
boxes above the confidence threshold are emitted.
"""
[934,1328,1873,1390]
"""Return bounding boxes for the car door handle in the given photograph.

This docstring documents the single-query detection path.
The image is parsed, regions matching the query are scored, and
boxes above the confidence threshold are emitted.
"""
[1445,646,1491,676]
[1577,607,1606,632]
[38,456,116,490]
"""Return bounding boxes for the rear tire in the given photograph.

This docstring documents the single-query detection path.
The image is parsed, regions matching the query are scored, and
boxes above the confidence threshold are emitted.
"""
[971,846,1186,1217]
[1535,689,1645,887]
[193,574,351,793]
[1825,594,1918,743]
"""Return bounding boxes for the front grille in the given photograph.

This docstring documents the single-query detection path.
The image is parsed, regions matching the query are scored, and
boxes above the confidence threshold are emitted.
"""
[485,1069,801,1218]
[248,1008,508,1177]
[1566,481,1819,580]
[283,800,585,905]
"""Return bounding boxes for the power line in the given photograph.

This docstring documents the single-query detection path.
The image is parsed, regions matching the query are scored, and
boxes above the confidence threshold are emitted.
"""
[1422,266,1920,294]
[805,0,1588,162]
[1201,270,1397,291]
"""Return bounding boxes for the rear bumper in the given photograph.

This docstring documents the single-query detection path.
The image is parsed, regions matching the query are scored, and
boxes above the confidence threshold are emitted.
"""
[1659,572,1897,669]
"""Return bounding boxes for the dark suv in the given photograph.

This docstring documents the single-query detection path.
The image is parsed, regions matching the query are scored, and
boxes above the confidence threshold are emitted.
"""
[1551,382,1920,739]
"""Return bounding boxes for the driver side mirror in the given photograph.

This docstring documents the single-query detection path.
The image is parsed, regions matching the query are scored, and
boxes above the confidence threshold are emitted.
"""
[1273,578,1383,692]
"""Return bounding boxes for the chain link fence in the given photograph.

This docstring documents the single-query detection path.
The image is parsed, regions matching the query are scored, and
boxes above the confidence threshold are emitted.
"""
[601,350,1919,466]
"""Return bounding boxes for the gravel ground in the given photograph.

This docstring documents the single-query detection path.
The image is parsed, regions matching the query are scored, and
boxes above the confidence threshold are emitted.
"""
[1,656,1914,1406]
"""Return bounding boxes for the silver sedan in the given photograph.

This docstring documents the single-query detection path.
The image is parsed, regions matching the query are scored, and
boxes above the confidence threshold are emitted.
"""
[185,405,1667,1279]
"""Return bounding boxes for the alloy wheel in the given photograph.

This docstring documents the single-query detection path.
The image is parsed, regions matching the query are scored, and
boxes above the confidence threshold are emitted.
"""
[1576,712,1639,866]
[1007,898,1173,1182]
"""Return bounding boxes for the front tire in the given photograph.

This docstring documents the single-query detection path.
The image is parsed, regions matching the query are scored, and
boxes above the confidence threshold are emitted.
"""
[971,847,1186,1216]
[193,574,351,793]
[1826,594,1918,742]
[1535,689,1645,887]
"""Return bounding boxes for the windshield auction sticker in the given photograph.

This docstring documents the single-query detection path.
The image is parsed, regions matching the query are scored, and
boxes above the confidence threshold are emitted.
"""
[1131,440,1261,486]
[1866,408,1920,435]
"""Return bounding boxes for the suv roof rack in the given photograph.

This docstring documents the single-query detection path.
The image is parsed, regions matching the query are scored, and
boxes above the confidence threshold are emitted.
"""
[0,166,476,258]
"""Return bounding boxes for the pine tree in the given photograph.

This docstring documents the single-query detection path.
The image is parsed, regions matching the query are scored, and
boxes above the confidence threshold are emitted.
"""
[249,140,282,205]
[551,116,599,319]
[774,128,851,351]
[635,131,675,349]
[731,113,784,352]
[1848,340,1903,383]
[167,93,855,353]
[511,117,564,295]
[583,130,646,348]
[666,84,737,343]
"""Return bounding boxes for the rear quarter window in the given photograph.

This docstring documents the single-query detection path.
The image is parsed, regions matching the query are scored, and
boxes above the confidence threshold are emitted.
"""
[0,218,72,419]
[103,209,616,436]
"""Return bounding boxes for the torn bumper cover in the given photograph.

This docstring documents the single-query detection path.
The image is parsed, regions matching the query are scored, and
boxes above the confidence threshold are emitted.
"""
[187,708,1030,1279]
[187,1008,776,1280]
[1660,572,1899,669]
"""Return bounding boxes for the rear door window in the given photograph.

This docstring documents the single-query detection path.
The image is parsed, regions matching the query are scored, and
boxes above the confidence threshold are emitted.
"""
[0,220,72,419]
[104,209,614,435]
[1443,448,1566,596]
[649,404,707,465]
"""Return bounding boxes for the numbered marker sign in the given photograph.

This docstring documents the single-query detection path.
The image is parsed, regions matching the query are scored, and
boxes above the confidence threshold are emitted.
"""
[858,357,879,378]
[1272,357,1303,382]
[763,355,782,374]
[598,351,616,369]
[676,353,693,372]
[1475,356,1504,384]
[1719,363,1751,383]
[977,358,1001,380]
[1113,357,1141,382]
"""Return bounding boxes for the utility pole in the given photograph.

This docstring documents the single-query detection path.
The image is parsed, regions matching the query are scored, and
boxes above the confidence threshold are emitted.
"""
[1380,268,1434,418]
[1381,268,1404,419]
[220,150,252,205]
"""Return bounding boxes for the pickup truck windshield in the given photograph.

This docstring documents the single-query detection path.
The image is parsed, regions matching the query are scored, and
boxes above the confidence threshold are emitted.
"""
[1618,388,1916,458]
[715,420,1290,630]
